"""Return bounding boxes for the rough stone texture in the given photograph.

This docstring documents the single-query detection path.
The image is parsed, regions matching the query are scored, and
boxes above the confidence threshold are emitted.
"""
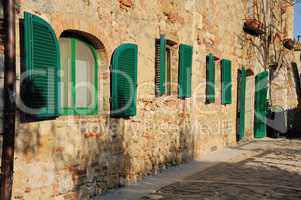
[1,0,296,199]
[270,51,299,110]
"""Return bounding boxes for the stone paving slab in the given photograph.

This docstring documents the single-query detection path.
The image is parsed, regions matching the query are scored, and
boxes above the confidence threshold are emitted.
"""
[141,139,301,200]
[100,141,258,200]
[100,139,301,200]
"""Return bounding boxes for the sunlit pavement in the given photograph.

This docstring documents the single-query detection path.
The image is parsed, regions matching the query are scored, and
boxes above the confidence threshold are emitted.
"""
[101,139,301,200]
[140,139,301,200]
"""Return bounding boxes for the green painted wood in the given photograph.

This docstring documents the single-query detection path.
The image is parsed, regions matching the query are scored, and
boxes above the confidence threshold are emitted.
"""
[178,44,193,99]
[254,71,269,138]
[239,67,246,140]
[221,59,232,105]
[111,43,138,117]
[24,12,60,118]
[159,35,166,96]
[206,53,215,103]
[71,39,76,114]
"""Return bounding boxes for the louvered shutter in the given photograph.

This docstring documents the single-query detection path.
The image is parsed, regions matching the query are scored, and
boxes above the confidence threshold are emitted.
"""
[24,12,60,118]
[155,35,166,96]
[178,44,193,99]
[159,35,166,96]
[221,59,232,105]
[206,53,215,103]
[111,43,138,117]
[254,71,268,138]
[239,67,246,139]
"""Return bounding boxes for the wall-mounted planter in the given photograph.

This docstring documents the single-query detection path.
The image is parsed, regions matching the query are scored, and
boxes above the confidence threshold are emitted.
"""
[243,19,264,36]
[269,63,278,70]
[283,38,295,50]
[213,55,220,61]
[294,42,301,51]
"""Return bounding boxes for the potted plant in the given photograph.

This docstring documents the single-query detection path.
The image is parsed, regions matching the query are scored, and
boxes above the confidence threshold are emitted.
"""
[243,19,265,36]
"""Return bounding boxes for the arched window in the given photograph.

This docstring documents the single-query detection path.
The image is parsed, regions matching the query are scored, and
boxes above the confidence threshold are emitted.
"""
[59,37,98,115]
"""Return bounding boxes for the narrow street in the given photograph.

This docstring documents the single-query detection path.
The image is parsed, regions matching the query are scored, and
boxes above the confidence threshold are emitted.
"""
[140,139,301,200]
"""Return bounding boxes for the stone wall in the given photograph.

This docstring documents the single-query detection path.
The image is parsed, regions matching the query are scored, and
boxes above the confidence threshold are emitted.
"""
[5,0,295,199]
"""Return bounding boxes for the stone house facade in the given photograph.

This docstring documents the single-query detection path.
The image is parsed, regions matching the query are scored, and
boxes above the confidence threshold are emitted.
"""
[0,0,298,199]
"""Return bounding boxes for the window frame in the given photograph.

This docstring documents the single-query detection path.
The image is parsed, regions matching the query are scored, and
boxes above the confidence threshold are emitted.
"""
[155,36,175,97]
[59,37,99,116]
[165,46,172,95]
[247,0,257,19]
[206,53,216,103]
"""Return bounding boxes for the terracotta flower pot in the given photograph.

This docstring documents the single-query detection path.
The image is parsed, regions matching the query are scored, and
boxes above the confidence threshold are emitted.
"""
[243,19,265,36]
[283,38,295,50]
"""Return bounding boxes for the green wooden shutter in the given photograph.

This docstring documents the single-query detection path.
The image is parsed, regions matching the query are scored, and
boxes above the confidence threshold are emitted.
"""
[111,43,138,117]
[221,59,232,105]
[254,71,268,138]
[239,67,246,140]
[159,35,166,96]
[24,12,60,118]
[206,53,215,103]
[178,44,193,99]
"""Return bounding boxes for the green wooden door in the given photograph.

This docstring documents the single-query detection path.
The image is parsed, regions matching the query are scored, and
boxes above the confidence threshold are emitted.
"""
[254,71,269,138]
[238,67,246,140]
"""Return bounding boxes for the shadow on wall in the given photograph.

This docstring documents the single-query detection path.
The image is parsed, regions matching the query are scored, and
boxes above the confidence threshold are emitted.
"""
[15,101,195,198]
[15,20,195,199]
[15,20,132,198]
[52,118,129,199]
[283,62,301,138]
[18,19,52,122]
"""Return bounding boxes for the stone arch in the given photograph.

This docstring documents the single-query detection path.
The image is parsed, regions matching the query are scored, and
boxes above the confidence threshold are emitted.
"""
[60,29,108,66]
[55,26,112,113]
[49,16,114,67]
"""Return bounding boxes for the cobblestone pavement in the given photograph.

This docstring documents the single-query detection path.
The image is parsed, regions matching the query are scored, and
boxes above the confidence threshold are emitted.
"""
[141,139,301,200]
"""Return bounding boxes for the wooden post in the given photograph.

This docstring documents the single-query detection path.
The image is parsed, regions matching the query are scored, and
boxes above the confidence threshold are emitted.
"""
[1,0,16,199]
